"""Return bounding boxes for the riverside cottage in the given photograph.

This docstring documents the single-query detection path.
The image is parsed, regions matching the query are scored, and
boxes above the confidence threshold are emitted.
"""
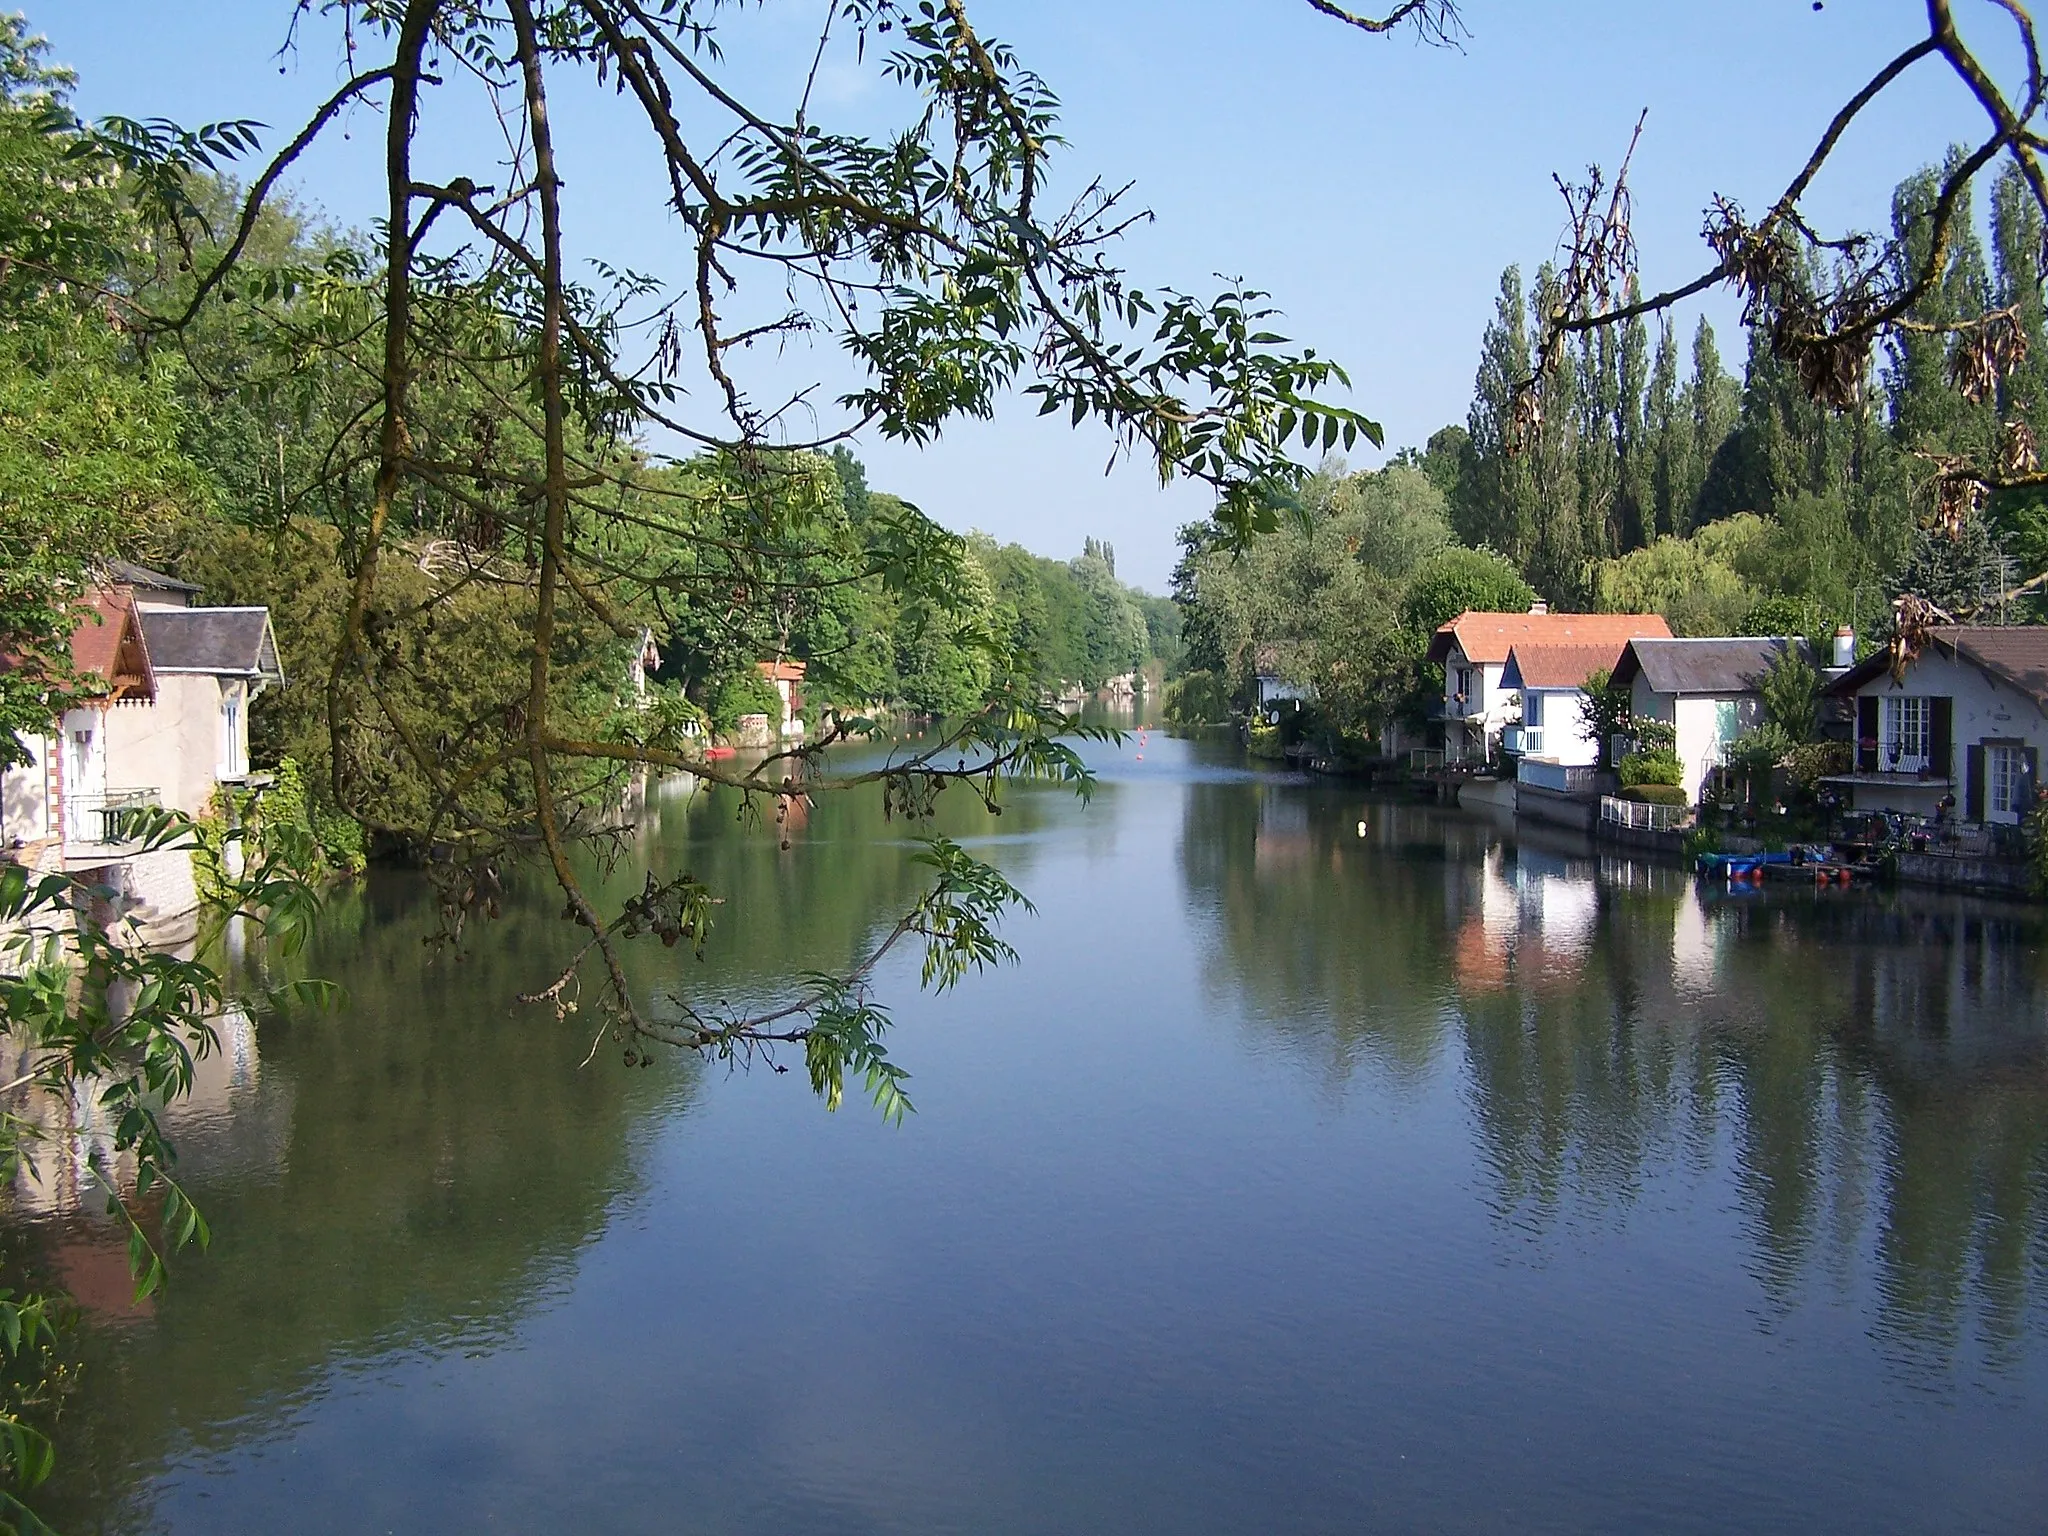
[1426,606,1672,767]
[1498,642,1635,769]
[1609,635,1808,803]
[2,565,284,941]
[1820,626,2048,828]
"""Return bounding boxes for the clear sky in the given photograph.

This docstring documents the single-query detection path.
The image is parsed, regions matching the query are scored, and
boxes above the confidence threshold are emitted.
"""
[43,1,2021,590]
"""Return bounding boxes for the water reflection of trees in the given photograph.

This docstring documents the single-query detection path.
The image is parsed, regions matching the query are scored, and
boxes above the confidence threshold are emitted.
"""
[1183,786,2048,1363]
[27,776,1028,1527]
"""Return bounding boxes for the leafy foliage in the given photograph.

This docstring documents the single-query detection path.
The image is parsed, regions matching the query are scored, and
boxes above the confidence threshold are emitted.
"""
[1617,748,1682,789]
[1758,646,1822,744]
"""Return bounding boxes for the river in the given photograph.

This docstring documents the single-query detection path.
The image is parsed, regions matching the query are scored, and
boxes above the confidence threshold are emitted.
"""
[14,719,2048,1533]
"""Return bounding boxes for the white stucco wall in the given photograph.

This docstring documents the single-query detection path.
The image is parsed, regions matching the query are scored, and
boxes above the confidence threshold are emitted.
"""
[1522,687,1595,766]
[2,733,52,846]
[101,675,232,818]
[1628,677,1763,802]
[1843,650,2048,821]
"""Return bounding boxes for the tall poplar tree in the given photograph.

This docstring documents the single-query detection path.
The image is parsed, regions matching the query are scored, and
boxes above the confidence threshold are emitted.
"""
[1646,319,1682,538]
[1455,265,1540,563]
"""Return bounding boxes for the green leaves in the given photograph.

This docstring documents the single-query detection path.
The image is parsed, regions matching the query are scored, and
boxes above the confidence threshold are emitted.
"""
[909,836,1031,991]
[803,980,912,1123]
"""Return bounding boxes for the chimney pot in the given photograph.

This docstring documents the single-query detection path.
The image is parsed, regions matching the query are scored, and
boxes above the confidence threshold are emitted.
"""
[1528,598,1549,616]
[1832,625,1855,669]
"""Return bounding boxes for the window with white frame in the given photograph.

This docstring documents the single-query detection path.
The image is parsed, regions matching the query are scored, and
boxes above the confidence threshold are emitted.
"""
[1453,665,1474,713]
[1880,695,1930,773]
[1989,743,2025,822]
[1522,690,1545,754]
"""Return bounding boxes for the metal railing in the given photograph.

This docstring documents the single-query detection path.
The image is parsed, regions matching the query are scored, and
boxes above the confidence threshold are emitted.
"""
[67,788,162,846]
[1409,747,1446,771]
[1601,794,1688,832]
[1894,818,2029,859]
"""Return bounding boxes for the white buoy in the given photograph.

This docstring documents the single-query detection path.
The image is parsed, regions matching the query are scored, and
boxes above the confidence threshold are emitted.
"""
[1357,820,1368,837]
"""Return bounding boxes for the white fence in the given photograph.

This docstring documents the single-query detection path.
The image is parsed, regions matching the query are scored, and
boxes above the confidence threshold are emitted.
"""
[1600,794,1687,833]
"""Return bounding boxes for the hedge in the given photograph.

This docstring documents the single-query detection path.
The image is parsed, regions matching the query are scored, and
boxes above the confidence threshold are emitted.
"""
[1620,784,1690,807]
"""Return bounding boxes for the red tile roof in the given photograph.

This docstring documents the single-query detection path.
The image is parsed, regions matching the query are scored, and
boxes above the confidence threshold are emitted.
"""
[1428,611,1672,666]
[1501,642,1635,690]
[0,591,156,704]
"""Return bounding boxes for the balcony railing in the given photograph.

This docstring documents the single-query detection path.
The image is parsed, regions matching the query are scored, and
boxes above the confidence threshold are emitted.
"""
[1600,794,1687,833]
[1517,759,1599,795]
[67,788,162,846]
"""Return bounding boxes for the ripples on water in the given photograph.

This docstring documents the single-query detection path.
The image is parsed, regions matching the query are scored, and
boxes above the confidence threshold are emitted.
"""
[12,722,2047,1534]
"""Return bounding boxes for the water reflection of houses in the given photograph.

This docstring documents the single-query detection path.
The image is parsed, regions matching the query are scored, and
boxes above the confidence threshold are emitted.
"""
[4,996,287,1323]
[1184,788,2048,1362]
[1450,843,1600,993]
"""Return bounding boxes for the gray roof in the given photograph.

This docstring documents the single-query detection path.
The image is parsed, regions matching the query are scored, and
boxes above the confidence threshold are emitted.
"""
[1824,625,2048,702]
[137,607,284,683]
[106,559,202,594]
[1612,636,1797,697]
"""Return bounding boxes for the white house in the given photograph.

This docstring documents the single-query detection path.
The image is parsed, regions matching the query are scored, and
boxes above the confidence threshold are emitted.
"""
[1427,608,1671,765]
[3,567,284,940]
[755,658,808,740]
[1820,627,2048,826]
[1499,641,1632,768]
[1610,636,1799,803]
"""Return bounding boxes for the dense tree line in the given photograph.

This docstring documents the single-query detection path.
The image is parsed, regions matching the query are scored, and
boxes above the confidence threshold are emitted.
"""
[1172,152,2048,748]
[1169,463,1528,738]
[1444,155,2048,635]
[1,54,1168,840]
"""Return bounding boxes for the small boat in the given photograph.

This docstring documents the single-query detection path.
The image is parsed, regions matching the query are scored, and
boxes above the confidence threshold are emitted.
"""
[1762,859,1853,887]
[1696,851,1794,879]
[703,744,738,760]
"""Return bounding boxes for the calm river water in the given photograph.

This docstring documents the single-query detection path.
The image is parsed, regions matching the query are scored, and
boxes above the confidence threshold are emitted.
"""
[15,720,2048,1533]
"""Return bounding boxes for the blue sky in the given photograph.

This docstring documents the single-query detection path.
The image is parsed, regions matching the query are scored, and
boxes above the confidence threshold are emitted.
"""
[46,1,2020,590]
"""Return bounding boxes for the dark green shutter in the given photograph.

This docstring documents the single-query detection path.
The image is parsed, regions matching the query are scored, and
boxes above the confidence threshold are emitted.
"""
[1966,745,1985,822]
[1930,696,1953,780]
[1857,696,1879,772]
[2024,747,2040,816]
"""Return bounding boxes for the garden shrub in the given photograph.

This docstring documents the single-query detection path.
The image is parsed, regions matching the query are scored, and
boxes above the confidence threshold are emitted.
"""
[1621,784,1690,806]
[1617,748,1682,788]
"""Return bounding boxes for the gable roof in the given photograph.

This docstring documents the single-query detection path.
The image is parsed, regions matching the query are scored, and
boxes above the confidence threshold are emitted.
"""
[1612,636,1796,697]
[1823,625,2048,703]
[105,559,201,596]
[1427,610,1672,666]
[0,592,158,707]
[73,591,156,701]
[1500,642,1634,691]
[137,607,285,683]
